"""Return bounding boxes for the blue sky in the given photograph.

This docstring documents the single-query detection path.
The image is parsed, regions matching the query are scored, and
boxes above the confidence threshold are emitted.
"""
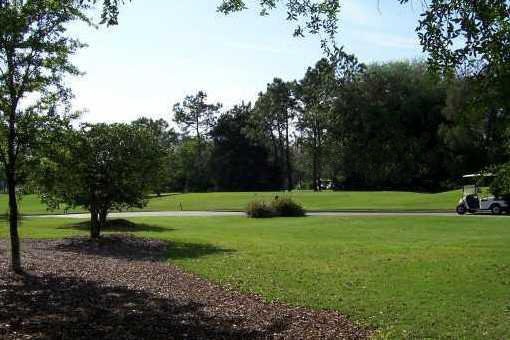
[69,0,426,123]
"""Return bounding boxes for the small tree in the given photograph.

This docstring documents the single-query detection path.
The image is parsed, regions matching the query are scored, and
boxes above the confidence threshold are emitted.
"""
[39,123,166,239]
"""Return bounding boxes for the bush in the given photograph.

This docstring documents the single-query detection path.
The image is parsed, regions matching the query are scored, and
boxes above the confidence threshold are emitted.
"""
[246,200,275,218]
[271,197,306,217]
[490,163,510,200]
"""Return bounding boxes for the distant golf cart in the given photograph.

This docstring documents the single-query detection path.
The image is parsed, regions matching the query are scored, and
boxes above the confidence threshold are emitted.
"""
[456,174,509,215]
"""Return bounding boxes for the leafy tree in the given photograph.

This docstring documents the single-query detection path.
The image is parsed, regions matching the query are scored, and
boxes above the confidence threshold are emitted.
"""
[0,0,93,273]
[295,58,338,191]
[167,138,213,192]
[439,74,510,177]
[132,117,178,195]
[38,123,166,239]
[331,61,448,189]
[210,103,283,191]
[253,79,297,190]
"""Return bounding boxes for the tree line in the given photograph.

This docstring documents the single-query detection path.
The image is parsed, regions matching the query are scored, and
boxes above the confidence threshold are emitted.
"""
[140,59,509,193]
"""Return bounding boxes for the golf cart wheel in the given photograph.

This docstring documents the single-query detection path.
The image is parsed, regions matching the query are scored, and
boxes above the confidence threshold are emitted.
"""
[456,205,467,215]
[490,204,502,215]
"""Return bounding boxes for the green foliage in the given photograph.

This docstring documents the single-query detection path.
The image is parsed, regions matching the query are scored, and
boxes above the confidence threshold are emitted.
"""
[253,78,297,190]
[173,91,221,141]
[217,0,339,42]
[246,197,305,218]
[329,61,449,189]
[245,200,275,218]
[270,197,305,217]
[0,0,95,271]
[490,163,510,199]
[131,117,178,194]
[210,103,283,191]
[37,123,167,237]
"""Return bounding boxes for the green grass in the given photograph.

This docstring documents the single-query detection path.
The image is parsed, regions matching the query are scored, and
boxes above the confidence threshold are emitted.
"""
[1,190,461,215]
[2,215,509,338]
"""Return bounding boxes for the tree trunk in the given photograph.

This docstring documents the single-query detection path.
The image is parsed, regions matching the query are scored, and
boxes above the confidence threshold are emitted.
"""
[7,162,21,274]
[6,45,22,273]
[316,120,323,192]
[312,142,319,192]
[99,208,108,228]
[90,208,101,239]
[285,123,293,191]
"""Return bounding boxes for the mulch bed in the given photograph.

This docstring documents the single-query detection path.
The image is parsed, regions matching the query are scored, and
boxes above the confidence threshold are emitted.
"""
[0,235,371,339]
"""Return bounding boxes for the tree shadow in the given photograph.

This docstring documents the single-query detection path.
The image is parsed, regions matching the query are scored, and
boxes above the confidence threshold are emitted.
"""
[58,219,171,233]
[165,241,236,260]
[51,235,236,262]
[0,272,287,339]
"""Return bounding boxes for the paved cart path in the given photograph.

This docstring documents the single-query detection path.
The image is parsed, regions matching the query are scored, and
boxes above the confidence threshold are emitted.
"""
[29,210,503,218]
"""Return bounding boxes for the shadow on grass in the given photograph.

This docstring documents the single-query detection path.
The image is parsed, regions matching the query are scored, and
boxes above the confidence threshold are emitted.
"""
[51,234,236,262]
[0,272,284,339]
[58,219,171,233]
[165,241,236,260]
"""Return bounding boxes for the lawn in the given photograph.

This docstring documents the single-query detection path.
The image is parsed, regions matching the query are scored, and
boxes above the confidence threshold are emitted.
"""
[2,215,509,338]
[0,189,461,215]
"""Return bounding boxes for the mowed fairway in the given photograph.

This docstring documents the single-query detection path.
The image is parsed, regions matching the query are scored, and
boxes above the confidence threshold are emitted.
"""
[1,190,461,215]
[2,215,509,338]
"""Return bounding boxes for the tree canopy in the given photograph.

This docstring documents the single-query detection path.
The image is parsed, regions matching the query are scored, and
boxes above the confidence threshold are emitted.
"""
[38,122,166,238]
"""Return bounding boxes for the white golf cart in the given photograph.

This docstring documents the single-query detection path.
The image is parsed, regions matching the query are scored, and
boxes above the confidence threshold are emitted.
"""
[456,174,509,215]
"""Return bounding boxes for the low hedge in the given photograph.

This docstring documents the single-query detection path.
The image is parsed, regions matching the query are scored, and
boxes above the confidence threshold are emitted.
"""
[246,197,305,218]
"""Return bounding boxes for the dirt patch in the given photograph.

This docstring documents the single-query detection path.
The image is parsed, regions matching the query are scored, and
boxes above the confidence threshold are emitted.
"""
[0,236,371,339]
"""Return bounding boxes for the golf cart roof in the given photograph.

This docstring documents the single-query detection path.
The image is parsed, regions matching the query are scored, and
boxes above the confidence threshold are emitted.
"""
[462,173,494,178]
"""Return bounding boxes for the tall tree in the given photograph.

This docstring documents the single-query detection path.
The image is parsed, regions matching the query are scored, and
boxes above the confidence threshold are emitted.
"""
[253,79,297,191]
[173,91,221,147]
[331,61,448,189]
[132,117,178,195]
[172,91,221,192]
[0,0,92,273]
[210,103,283,191]
[295,59,338,191]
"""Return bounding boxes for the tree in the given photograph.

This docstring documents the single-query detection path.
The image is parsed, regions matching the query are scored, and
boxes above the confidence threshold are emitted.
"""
[167,138,213,192]
[132,117,178,195]
[173,91,221,147]
[38,123,166,239]
[295,58,338,191]
[330,61,448,189]
[172,91,221,192]
[0,0,94,273]
[210,103,283,191]
[253,79,297,191]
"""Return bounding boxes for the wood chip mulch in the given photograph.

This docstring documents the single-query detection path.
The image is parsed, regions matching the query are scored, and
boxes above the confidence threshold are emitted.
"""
[0,235,371,339]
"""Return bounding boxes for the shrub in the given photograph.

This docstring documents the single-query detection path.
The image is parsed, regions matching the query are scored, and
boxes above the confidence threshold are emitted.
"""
[490,163,510,200]
[246,200,275,218]
[271,197,306,217]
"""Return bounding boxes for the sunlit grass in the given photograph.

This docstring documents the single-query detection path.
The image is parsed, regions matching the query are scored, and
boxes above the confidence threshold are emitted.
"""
[2,215,509,338]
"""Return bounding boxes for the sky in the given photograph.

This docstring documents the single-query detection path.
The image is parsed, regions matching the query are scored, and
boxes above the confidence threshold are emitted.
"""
[68,0,426,123]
